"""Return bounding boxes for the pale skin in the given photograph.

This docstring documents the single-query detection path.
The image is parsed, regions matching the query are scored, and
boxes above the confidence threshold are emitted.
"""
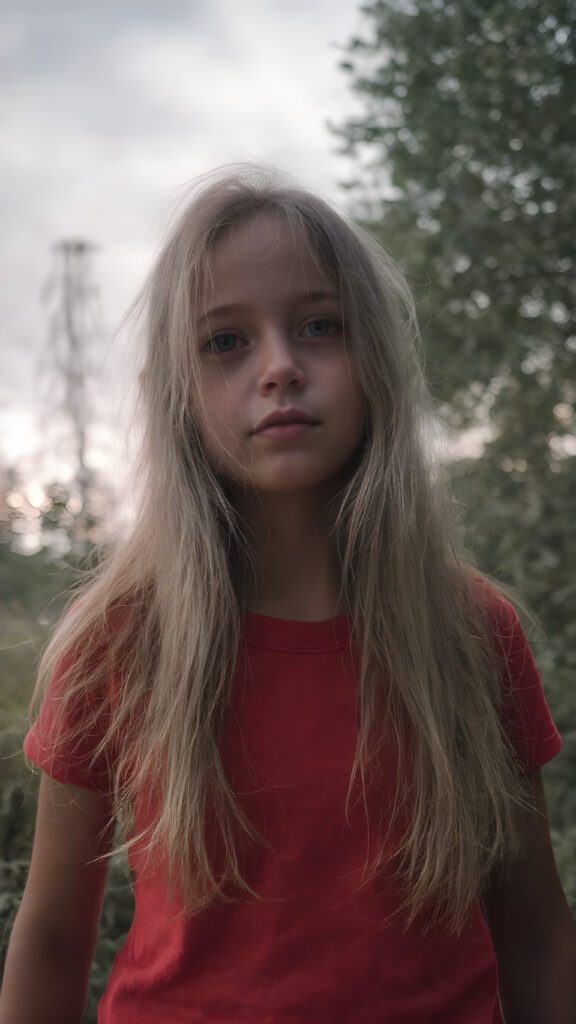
[483,772,576,1023]
[0,775,113,1023]
[193,214,366,620]
[2,216,575,1021]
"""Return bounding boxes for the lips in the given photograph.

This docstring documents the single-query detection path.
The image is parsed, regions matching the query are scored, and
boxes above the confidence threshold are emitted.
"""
[252,408,319,435]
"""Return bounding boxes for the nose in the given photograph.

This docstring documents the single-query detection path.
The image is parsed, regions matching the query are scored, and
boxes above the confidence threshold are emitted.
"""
[256,328,304,395]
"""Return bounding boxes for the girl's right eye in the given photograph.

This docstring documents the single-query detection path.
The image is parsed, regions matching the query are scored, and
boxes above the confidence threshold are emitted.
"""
[204,333,243,354]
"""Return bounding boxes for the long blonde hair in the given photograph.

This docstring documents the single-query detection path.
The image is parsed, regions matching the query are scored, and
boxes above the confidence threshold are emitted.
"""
[33,165,528,932]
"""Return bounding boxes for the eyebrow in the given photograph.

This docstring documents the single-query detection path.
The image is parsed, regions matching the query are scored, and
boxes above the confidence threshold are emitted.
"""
[196,290,341,327]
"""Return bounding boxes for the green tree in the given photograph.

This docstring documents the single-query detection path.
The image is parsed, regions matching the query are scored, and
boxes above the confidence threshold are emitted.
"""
[335,0,575,896]
[0,475,131,1022]
[337,0,575,426]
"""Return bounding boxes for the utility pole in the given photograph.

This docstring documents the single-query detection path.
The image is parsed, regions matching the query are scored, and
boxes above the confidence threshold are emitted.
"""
[41,239,101,545]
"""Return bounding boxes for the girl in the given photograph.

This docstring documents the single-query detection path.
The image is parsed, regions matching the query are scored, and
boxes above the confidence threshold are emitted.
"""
[1,167,574,1024]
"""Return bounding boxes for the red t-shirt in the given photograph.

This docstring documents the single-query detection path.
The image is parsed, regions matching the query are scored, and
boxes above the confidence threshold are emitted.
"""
[24,598,562,1023]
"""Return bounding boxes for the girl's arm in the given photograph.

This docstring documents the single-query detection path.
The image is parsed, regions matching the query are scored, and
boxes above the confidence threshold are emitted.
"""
[0,772,114,1024]
[484,770,576,1024]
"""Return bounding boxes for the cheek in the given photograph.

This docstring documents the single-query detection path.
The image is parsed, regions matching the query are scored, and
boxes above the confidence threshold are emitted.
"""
[191,371,233,435]
[335,368,368,434]
[191,382,245,472]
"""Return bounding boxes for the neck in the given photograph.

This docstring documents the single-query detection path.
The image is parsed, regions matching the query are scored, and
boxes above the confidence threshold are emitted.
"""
[234,488,345,621]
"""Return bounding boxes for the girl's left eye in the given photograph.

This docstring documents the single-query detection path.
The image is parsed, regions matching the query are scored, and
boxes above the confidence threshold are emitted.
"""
[302,319,341,339]
[205,333,243,354]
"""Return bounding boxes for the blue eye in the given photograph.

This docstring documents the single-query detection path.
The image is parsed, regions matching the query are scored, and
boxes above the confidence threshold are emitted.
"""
[207,333,241,353]
[302,319,340,338]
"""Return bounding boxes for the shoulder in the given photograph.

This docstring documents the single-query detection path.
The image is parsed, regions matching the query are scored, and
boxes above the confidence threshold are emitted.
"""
[467,575,532,668]
[468,574,519,624]
[41,596,140,700]
[25,598,139,792]
[467,577,562,771]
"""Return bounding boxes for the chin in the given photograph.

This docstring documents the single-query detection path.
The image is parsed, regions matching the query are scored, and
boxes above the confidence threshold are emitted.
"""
[248,469,353,499]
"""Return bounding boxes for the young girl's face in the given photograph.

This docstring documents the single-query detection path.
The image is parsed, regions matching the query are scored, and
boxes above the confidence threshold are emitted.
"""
[192,214,366,500]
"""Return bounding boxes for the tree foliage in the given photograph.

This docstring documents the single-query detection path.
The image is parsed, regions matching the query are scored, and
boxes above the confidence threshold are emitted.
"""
[337,0,575,425]
[0,483,131,1022]
[335,0,575,894]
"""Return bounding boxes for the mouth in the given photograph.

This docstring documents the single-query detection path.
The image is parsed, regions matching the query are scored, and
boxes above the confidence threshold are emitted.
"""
[252,421,319,441]
[252,409,319,436]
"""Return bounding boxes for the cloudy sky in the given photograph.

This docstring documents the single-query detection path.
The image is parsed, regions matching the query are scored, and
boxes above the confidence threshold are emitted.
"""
[1,0,365,483]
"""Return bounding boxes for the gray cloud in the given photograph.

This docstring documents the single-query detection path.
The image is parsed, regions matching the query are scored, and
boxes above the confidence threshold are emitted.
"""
[1,0,362,475]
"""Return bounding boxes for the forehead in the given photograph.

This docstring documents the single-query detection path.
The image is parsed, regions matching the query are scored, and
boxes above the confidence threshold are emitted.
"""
[205,213,336,304]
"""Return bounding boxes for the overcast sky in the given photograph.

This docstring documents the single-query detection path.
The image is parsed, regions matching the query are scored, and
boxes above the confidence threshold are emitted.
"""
[1,0,365,484]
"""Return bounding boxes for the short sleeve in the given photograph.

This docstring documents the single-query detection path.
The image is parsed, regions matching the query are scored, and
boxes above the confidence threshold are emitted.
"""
[487,593,562,773]
[24,656,112,792]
